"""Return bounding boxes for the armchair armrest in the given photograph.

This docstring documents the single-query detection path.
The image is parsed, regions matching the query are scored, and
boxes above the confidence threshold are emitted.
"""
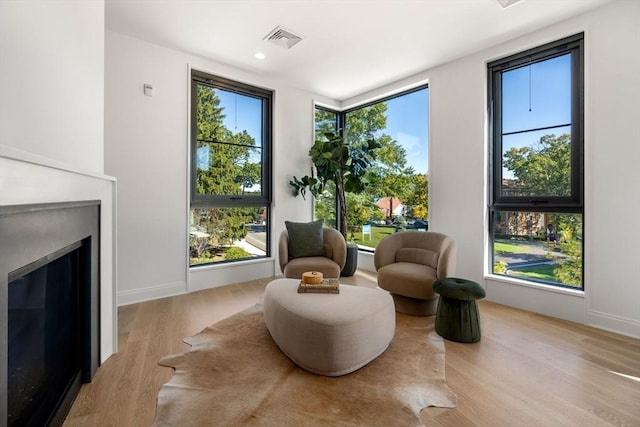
[374,235,402,270]
[278,231,290,274]
[323,228,347,269]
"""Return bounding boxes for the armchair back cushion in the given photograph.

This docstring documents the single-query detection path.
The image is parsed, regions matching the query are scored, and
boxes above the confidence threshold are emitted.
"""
[285,220,325,259]
[395,248,439,269]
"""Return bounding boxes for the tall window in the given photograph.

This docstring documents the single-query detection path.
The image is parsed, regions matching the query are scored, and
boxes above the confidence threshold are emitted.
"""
[313,86,429,250]
[189,70,272,266]
[488,34,584,289]
[313,107,340,229]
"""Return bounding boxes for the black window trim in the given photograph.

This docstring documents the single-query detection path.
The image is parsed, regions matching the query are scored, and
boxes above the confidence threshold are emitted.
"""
[314,85,429,252]
[488,33,584,212]
[190,69,273,207]
[488,33,585,290]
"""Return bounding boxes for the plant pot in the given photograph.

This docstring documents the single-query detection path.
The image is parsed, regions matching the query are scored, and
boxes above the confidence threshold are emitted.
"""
[341,243,358,277]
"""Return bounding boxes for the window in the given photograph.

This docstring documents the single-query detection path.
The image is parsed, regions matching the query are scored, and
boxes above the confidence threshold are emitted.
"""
[313,86,429,251]
[313,107,340,229]
[190,70,272,266]
[488,34,584,289]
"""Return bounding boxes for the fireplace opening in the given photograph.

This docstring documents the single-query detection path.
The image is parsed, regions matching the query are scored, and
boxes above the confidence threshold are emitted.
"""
[7,238,90,426]
[0,201,100,426]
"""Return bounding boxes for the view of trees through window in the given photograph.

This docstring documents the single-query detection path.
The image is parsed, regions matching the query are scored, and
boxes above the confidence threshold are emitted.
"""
[489,34,584,289]
[189,71,271,266]
[314,87,429,251]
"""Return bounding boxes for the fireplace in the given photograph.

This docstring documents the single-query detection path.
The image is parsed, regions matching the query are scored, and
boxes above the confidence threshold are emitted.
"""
[0,201,100,426]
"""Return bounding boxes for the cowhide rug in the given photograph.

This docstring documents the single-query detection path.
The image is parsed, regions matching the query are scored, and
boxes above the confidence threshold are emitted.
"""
[153,304,457,426]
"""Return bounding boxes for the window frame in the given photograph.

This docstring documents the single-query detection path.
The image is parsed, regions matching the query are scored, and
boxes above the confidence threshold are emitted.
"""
[488,33,584,212]
[487,33,585,290]
[189,70,273,267]
[190,69,273,208]
[313,85,429,251]
[313,105,341,230]
[315,105,342,134]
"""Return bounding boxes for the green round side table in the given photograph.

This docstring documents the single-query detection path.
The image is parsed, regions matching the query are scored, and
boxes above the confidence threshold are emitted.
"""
[433,278,486,343]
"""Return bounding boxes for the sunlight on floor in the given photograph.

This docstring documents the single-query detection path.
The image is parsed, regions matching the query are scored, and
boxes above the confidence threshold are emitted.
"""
[609,370,640,382]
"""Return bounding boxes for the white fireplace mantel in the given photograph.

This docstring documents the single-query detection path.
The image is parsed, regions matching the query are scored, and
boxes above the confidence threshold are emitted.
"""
[0,145,117,362]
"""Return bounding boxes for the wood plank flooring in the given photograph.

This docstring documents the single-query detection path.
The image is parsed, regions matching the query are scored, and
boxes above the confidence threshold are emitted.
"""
[64,272,640,426]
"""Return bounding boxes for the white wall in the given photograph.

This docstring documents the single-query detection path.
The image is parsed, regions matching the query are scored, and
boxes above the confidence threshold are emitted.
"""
[352,0,639,337]
[0,0,117,360]
[105,31,321,304]
[0,1,105,174]
[582,1,640,336]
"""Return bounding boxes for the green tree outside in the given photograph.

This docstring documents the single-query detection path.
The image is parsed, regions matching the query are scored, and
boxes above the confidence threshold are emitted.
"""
[190,85,264,265]
[404,174,429,220]
[503,133,571,197]
[312,103,428,242]
[500,133,582,287]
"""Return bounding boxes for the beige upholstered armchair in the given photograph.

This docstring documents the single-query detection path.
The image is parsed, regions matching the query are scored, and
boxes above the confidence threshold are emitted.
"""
[374,231,456,316]
[279,226,347,279]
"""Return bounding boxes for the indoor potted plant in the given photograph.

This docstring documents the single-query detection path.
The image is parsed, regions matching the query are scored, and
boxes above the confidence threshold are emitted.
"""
[289,131,380,275]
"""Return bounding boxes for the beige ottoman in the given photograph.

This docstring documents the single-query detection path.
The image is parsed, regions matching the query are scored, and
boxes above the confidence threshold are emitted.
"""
[263,278,395,376]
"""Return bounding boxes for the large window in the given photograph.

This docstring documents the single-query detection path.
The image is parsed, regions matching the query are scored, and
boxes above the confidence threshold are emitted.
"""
[189,70,272,266]
[313,86,429,250]
[488,34,584,289]
[313,107,340,230]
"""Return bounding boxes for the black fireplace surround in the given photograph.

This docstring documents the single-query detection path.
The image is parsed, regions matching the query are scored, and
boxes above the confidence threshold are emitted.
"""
[0,201,100,426]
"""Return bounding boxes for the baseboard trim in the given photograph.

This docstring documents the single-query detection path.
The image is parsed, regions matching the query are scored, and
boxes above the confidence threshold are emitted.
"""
[586,309,640,339]
[188,258,275,293]
[117,281,187,306]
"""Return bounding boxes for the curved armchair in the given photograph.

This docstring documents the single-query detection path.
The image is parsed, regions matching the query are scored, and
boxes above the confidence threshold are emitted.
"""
[279,227,347,279]
[374,231,456,316]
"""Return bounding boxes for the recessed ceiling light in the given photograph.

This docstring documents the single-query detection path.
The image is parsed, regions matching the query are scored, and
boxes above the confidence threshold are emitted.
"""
[254,52,266,60]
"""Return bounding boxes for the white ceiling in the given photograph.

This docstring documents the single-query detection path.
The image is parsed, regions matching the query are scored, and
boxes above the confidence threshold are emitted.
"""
[106,0,613,101]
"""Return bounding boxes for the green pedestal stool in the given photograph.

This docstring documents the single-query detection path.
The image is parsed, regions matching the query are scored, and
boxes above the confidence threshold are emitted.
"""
[433,278,486,343]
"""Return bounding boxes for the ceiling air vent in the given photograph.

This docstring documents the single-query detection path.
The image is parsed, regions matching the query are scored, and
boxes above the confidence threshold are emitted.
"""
[263,26,303,49]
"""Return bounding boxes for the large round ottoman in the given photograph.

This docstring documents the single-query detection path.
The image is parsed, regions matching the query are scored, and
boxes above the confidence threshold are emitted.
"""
[433,277,486,343]
[263,278,395,376]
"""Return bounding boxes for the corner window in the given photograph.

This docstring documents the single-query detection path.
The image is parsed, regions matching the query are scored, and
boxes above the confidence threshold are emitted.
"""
[313,86,429,251]
[189,70,272,266]
[313,107,340,230]
[488,34,584,289]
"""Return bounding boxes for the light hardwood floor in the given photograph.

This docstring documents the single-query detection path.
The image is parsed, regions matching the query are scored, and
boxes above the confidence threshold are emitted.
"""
[65,271,640,426]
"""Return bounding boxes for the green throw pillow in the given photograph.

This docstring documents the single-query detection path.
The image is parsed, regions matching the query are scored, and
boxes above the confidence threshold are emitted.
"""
[285,220,325,259]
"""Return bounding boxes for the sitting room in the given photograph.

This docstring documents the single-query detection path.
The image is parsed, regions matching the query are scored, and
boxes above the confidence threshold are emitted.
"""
[1,0,638,425]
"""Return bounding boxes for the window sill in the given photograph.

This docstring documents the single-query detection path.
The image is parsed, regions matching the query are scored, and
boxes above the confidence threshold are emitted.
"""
[484,274,585,298]
[189,256,273,271]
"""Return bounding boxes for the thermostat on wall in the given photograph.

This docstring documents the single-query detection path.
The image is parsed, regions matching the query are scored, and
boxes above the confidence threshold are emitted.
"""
[143,83,153,96]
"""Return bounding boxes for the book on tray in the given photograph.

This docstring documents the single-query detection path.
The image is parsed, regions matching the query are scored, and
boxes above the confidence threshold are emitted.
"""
[298,278,340,294]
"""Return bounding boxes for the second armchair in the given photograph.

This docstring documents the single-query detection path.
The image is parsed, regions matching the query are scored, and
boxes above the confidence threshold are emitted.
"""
[374,231,456,316]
